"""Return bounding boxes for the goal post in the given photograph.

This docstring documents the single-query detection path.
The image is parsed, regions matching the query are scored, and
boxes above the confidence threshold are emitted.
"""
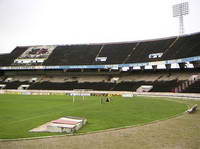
[70,89,90,103]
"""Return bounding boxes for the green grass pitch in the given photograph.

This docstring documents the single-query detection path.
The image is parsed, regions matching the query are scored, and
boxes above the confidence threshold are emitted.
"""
[0,94,187,139]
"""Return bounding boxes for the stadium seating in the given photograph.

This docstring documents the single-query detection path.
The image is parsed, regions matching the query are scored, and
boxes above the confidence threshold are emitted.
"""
[25,80,183,92]
[94,43,137,64]
[0,33,200,67]
[0,69,196,92]
[3,81,29,89]
[43,32,200,65]
[0,54,10,66]
[126,38,176,63]
[28,81,115,91]
[44,45,102,65]
[21,70,191,92]
[150,80,184,92]
[7,47,28,66]
[1,33,200,93]
[162,33,200,60]
[112,81,151,91]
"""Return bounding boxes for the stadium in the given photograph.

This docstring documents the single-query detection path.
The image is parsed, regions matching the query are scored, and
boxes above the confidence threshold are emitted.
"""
[0,31,200,148]
[0,1,200,149]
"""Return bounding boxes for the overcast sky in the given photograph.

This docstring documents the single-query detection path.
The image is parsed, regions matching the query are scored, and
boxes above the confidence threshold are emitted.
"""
[0,0,199,54]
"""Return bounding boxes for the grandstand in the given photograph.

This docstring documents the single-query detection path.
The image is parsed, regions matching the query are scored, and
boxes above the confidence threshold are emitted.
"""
[1,31,200,149]
[0,32,200,93]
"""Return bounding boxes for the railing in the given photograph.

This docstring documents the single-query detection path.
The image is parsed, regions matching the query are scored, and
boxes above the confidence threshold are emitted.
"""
[174,75,200,93]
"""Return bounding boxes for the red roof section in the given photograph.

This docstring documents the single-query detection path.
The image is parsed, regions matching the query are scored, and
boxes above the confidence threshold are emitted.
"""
[52,119,80,125]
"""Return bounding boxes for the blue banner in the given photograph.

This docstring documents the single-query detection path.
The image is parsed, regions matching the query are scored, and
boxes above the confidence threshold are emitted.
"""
[1,56,200,70]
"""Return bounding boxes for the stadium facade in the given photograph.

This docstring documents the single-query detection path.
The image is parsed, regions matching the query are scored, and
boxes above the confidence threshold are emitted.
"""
[0,32,200,93]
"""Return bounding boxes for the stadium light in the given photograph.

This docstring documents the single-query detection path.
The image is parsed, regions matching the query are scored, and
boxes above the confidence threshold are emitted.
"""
[172,2,189,35]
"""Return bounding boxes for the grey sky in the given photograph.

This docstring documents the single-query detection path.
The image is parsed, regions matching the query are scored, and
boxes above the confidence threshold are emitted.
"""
[0,0,199,54]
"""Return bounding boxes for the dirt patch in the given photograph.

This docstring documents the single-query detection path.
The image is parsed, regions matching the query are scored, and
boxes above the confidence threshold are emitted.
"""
[29,122,51,132]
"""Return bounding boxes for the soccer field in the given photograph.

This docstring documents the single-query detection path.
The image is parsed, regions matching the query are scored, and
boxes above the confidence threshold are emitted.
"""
[0,94,187,139]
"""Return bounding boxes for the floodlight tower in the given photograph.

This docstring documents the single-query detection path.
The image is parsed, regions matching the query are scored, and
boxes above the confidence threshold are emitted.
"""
[172,2,189,35]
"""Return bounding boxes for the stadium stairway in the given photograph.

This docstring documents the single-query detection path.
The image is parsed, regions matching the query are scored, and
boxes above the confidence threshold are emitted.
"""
[181,79,200,93]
